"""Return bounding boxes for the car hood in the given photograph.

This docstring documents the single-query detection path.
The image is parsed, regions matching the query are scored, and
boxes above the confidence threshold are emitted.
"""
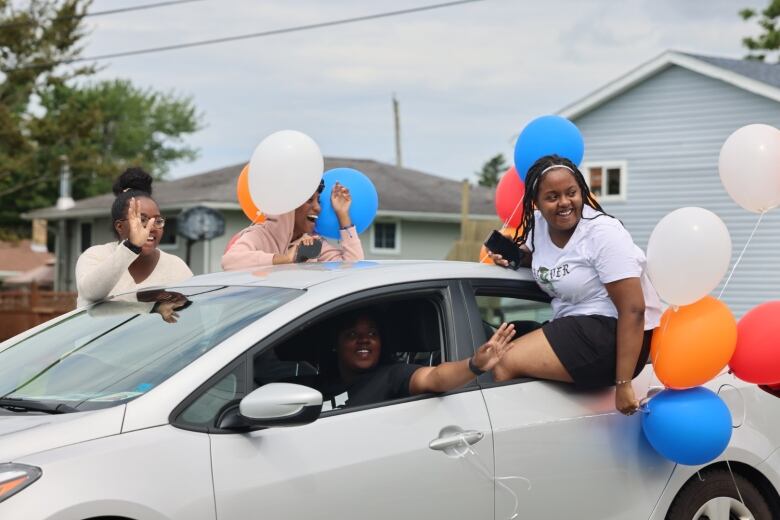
[0,405,125,462]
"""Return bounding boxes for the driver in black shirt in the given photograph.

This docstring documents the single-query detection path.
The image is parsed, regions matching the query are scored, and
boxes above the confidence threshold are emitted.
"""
[320,311,515,408]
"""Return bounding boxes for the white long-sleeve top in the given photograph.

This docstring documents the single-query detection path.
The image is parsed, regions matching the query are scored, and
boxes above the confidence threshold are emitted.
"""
[75,242,193,307]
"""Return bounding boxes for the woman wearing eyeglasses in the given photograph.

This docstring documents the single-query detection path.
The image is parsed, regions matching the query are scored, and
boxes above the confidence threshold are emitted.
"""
[75,168,193,307]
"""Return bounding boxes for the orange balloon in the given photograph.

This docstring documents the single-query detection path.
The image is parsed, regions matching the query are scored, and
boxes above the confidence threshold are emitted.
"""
[479,227,519,263]
[650,296,737,389]
[237,165,265,223]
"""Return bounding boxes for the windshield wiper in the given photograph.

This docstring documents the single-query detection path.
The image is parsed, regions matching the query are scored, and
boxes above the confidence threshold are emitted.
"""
[0,398,78,414]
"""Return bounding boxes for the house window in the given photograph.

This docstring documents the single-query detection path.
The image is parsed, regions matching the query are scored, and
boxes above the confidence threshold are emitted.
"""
[80,222,92,252]
[371,221,400,254]
[159,217,178,247]
[583,162,627,201]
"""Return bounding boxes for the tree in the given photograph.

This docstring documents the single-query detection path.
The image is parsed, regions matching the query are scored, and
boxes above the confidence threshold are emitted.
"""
[0,0,201,235]
[740,1,780,62]
[475,153,507,188]
[29,80,200,200]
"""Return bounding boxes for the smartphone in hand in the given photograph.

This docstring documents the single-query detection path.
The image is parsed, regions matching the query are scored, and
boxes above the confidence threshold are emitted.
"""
[484,230,523,269]
[294,239,323,263]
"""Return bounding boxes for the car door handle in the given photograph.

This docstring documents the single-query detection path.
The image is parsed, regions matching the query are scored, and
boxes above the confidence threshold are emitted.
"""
[429,430,484,451]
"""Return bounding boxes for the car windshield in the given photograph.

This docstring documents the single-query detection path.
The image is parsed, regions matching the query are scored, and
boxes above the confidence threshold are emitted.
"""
[0,285,301,412]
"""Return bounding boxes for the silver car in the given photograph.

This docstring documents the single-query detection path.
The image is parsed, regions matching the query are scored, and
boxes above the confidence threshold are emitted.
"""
[0,261,779,520]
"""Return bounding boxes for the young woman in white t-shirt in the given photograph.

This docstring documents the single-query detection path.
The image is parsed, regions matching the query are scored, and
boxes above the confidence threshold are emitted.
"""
[488,155,662,416]
[75,168,193,307]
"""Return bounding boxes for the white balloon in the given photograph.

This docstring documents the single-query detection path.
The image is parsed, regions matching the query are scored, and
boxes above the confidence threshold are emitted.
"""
[646,207,732,306]
[719,124,780,213]
[248,130,324,215]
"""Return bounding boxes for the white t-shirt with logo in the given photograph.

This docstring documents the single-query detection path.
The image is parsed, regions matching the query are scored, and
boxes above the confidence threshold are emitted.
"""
[529,206,662,329]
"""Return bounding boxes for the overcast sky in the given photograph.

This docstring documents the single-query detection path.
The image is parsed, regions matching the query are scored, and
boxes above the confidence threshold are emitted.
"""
[84,0,767,182]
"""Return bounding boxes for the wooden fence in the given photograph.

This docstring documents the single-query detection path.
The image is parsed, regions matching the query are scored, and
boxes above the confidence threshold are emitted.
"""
[445,180,504,262]
[0,284,76,341]
[446,219,502,262]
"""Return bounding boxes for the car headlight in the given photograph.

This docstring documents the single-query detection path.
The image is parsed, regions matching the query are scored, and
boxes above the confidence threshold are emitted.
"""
[0,463,42,503]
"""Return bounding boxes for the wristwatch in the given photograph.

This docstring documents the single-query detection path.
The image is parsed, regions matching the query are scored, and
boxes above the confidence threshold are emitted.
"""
[122,239,142,255]
[468,356,485,376]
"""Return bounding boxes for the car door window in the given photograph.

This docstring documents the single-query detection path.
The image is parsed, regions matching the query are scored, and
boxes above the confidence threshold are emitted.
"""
[251,294,453,414]
[475,292,553,345]
[477,294,553,328]
[464,280,553,386]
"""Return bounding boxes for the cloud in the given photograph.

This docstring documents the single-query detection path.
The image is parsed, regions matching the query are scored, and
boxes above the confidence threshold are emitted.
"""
[80,0,769,181]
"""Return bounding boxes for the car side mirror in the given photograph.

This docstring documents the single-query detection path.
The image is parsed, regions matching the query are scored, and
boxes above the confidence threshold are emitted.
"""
[218,383,323,430]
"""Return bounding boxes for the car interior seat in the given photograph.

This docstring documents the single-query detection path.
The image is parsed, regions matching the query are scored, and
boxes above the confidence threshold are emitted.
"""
[382,299,442,366]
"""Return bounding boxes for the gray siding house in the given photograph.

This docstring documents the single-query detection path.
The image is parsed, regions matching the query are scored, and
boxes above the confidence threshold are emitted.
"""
[560,50,780,317]
[26,158,496,291]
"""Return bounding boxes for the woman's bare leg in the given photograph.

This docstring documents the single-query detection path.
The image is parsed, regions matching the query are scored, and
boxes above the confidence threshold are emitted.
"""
[492,328,574,383]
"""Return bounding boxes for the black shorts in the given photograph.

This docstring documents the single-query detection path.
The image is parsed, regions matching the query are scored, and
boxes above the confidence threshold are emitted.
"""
[542,315,653,390]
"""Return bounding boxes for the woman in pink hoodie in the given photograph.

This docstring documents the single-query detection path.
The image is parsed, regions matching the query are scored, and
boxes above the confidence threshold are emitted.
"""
[222,181,364,270]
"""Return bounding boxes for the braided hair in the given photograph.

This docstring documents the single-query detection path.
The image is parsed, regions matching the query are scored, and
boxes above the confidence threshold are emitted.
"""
[110,167,155,238]
[513,154,610,251]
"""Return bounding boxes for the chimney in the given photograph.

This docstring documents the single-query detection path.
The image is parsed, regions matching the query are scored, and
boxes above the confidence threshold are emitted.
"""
[56,156,74,211]
[30,219,48,253]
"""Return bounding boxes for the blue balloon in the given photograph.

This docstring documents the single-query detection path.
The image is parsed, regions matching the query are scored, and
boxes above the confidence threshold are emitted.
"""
[316,168,379,239]
[513,115,584,181]
[641,387,732,466]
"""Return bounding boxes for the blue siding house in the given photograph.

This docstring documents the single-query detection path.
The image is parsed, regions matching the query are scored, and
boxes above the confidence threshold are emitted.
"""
[559,51,780,317]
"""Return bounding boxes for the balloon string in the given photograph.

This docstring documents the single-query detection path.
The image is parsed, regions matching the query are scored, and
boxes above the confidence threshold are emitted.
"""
[454,435,530,520]
[650,305,675,391]
[725,459,746,505]
[707,211,764,379]
[479,198,524,263]
[718,383,747,428]
[502,197,524,232]
[718,210,766,299]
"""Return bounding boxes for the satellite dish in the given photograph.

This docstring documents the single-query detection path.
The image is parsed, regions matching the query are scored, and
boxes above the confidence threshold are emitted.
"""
[177,206,225,241]
[177,206,226,267]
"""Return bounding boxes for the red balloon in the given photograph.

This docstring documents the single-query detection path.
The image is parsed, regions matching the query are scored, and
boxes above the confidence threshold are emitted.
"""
[730,301,780,385]
[495,167,525,228]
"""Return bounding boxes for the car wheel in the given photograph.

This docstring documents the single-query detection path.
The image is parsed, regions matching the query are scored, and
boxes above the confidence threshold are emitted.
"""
[666,468,772,520]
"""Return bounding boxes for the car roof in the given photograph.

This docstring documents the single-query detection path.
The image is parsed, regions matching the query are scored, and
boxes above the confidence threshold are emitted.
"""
[173,260,535,291]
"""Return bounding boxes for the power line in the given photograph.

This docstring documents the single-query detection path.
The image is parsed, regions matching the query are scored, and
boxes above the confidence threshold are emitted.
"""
[81,0,207,18]
[0,0,206,30]
[83,0,486,62]
[7,0,486,70]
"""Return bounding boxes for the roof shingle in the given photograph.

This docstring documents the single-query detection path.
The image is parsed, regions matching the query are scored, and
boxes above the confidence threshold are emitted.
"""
[682,52,780,89]
[0,240,53,274]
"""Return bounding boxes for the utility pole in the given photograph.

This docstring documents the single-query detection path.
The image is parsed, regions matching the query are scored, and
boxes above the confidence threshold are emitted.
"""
[393,93,402,168]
